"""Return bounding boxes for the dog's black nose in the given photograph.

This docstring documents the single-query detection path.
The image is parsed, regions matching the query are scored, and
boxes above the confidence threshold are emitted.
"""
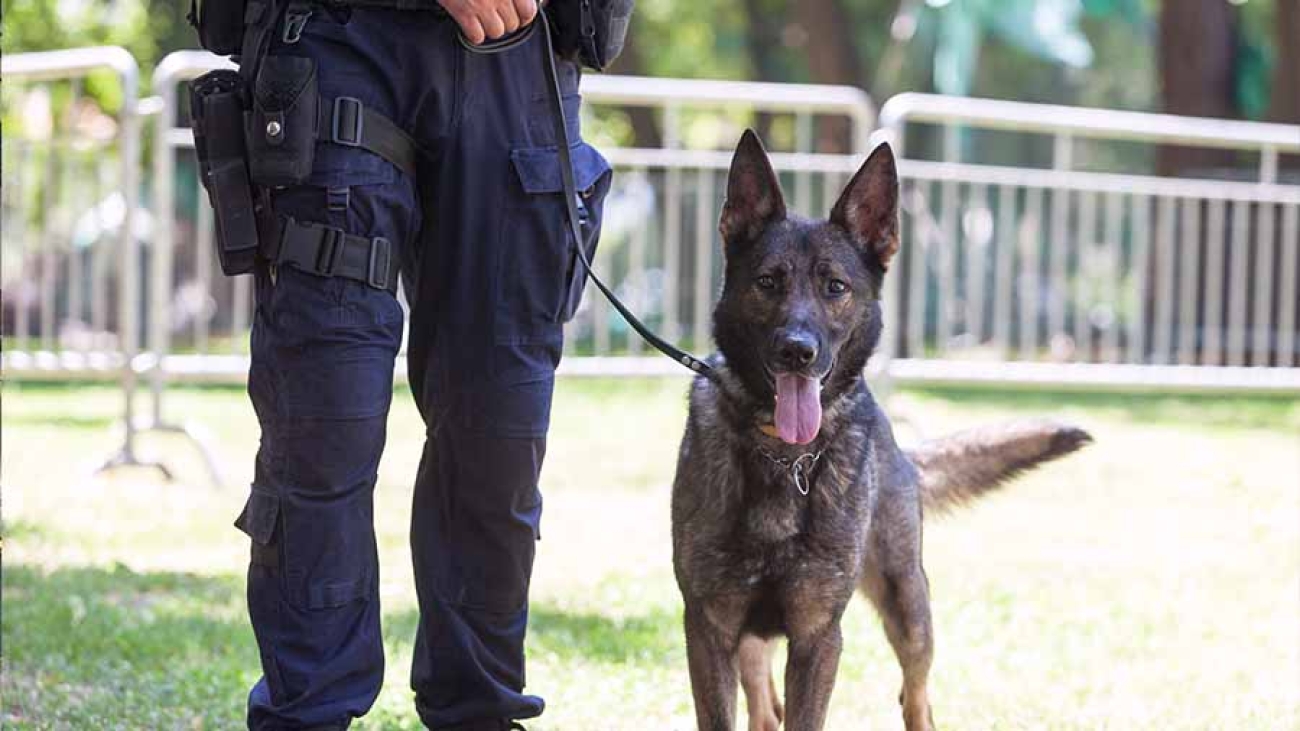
[773,330,818,371]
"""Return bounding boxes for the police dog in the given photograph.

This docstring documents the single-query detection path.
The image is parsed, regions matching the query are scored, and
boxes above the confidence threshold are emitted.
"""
[671,131,1090,731]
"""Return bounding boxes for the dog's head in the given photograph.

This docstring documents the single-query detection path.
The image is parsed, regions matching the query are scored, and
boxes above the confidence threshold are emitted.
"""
[713,130,899,446]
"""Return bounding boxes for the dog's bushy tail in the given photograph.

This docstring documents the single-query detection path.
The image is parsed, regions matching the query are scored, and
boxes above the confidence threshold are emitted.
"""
[905,419,1092,512]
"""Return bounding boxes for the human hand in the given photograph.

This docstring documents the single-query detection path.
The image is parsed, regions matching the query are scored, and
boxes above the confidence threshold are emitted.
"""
[439,0,539,45]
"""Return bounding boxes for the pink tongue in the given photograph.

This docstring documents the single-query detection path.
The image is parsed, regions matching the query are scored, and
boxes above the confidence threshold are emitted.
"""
[774,374,823,445]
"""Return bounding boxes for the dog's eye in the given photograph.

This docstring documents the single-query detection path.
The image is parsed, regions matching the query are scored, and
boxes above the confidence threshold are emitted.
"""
[756,275,776,290]
[827,279,849,295]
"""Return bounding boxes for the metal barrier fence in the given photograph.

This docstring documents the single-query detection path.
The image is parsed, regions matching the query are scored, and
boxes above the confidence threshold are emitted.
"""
[2,47,139,377]
[5,47,1299,403]
[872,93,1300,392]
[0,47,166,473]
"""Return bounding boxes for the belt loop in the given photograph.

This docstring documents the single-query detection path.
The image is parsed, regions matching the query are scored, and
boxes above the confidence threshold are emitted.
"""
[367,237,392,290]
[332,97,364,147]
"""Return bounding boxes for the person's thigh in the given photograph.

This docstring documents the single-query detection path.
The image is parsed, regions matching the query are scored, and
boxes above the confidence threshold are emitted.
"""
[408,30,613,434]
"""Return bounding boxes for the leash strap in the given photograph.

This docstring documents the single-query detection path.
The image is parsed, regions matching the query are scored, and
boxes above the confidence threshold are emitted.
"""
[534,12,715,379]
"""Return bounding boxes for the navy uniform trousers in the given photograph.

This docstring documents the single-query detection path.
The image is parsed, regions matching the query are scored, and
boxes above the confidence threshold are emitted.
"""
[232,5,611,729]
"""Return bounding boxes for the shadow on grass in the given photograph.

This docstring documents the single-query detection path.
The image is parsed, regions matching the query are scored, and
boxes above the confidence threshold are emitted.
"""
[372,602,681,666]
[2,563,683,728]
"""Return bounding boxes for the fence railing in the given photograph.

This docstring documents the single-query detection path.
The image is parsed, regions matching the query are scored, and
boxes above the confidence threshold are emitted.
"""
[0,47,169,473]
[4,47,1299,400]
[2,47,140,377]
[874,92,1300,391]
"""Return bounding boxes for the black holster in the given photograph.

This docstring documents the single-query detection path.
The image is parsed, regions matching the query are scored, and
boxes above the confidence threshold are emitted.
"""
[188,0,320,276]
[577,0,634,71]
[190,70,262,276]
[551,0,634,71]
[187,0,249,57]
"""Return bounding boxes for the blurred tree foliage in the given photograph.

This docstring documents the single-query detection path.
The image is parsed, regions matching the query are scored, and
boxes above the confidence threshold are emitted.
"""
[2,0,154,113]
[3,0,1295,135]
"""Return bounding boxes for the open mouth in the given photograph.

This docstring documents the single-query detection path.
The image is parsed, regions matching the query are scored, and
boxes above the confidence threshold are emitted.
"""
[771,370,827,445]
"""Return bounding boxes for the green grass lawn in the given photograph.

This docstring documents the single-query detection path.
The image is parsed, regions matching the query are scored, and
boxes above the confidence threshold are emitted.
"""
[3,378,1299,730]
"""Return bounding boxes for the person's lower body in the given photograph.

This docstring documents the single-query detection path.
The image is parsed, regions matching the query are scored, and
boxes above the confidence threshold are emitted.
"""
[232,5,611,730]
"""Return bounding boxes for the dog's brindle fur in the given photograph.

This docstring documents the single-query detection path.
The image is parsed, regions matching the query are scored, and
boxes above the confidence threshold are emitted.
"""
[671,131,1090,731]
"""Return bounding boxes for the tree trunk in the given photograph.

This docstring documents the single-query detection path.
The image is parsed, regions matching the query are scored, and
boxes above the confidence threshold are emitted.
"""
[607,28,662,148]
[1156,0,1240,176]
[1268,0,1300,365]
[792,0,863,152]
[1269,0,1300,171]
[740,0,788,142]
[1269,0,1300,123]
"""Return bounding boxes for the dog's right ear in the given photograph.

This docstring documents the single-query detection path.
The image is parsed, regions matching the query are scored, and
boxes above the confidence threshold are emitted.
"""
[720,129,786,255]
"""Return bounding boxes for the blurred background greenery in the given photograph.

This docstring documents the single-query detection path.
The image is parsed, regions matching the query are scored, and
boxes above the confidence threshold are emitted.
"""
[4,0,1298,134]
[5,0,1297,183]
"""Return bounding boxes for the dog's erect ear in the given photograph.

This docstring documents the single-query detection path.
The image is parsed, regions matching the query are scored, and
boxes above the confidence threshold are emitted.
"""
[720,130,787,254]
[831,142,900,270]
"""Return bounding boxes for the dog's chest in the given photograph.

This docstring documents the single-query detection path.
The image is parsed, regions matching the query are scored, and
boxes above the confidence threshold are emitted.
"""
[729,480,865,582]
[744,489,805,543]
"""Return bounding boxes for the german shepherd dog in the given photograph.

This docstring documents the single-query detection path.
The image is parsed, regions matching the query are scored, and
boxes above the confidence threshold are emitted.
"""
[670,131,1091,731]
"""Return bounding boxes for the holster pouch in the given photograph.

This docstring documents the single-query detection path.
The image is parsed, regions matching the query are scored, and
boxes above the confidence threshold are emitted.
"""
[246,55,320,187]
[187,0,249,56]
[575,0,635,71]
[547,0,632,71]
[191,69,261,276]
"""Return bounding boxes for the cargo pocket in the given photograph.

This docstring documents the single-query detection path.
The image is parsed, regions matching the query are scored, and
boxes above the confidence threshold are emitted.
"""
[278,491,377,610]
[496,141,613,343]
[234,486,281,569]
[235,485,376,610]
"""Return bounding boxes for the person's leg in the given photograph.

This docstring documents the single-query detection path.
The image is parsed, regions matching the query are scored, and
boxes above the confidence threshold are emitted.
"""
[234,6,428,728]
[404,27,612,730]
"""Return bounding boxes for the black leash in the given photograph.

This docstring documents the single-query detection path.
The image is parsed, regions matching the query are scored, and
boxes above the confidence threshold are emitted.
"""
[460,6,716,380]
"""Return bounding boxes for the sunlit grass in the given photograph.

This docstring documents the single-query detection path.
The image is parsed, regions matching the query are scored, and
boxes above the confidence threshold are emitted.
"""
[3,379,1298,729]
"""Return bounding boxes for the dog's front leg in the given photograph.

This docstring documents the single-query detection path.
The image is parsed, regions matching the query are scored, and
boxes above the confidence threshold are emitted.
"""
[684,598,746,731]
[782,621,843,731]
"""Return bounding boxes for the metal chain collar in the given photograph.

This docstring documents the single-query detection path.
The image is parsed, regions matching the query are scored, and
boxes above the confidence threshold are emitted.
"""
[756,446,824,496]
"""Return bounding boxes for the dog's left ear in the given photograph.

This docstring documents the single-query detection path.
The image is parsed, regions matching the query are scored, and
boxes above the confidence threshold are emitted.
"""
[831,143,900,270]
